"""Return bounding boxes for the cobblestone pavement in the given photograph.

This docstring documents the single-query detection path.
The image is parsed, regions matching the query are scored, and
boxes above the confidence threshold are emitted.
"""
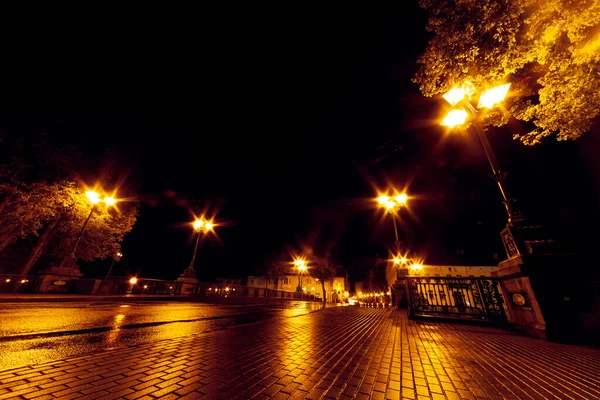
[1,306,599,399]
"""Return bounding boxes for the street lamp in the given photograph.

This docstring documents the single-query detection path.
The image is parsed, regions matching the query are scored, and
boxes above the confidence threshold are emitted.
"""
[440,82,524,225]
[60,190,117,268]
[181,218,215,278]
[393,256,408,266]
[105,251,123,279]
[376,191,408,252]
[294,259,308,292]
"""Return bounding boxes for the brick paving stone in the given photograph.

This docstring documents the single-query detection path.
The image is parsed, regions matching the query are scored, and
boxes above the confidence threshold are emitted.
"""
[1,307,600,399]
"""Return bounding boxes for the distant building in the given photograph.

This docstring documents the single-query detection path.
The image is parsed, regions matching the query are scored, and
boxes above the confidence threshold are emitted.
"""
[385,262,498,307]
[216,277,244,286]
[247,265,347,302]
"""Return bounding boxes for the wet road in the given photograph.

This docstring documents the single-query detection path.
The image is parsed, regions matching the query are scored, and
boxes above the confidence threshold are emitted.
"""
[0,300,323,371]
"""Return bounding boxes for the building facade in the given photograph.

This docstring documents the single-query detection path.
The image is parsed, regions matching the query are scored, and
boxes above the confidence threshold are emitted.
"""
[247,266,347,302]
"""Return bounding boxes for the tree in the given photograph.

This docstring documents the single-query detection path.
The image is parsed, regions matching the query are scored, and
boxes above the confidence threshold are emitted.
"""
[18,181,138,275]
[311,257,337,306]
[413,0,600,145]
[0,132,139,274]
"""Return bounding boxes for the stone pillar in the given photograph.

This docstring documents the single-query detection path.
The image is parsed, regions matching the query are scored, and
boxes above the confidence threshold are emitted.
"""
[176,266,199,296]
[496,225,583,342]
[36,257,83,293]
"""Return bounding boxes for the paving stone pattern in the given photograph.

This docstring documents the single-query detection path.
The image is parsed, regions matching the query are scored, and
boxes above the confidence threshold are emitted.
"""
[0,307,599,399]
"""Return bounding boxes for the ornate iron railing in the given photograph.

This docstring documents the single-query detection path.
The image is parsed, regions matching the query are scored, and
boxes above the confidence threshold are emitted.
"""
[407,276,506,321]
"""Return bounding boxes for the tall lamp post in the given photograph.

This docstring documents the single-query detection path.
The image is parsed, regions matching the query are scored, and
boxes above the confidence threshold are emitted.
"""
[183,218,214,278]
[105,251,123,279]
[439,82,564,340]
[440,82,525,228]
[377,191,409,308]
[177,218,214,295]
[294,259,308,295]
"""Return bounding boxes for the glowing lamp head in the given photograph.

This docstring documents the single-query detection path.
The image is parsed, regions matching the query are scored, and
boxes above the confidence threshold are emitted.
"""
[104,197,117,206]
[294,259,307,270]
[377,195,390,205]
[441,109,469,128]
[443,82,475,106]
[410,263,423,271]
[86,191,101,204]
[394,193,408,205]
[129,277,138,284]
[193,219,204,231]
[204,222,214,231]
[478,83,511,109]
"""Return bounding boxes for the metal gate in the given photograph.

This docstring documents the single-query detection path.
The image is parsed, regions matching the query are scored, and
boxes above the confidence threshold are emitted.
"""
[408,276,506,321]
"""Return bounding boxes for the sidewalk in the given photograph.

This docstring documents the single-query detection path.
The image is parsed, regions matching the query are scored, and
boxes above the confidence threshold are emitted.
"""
[1,307,599,399]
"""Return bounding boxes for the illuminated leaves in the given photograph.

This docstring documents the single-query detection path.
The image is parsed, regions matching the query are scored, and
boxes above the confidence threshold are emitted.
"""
[414,0,600,144]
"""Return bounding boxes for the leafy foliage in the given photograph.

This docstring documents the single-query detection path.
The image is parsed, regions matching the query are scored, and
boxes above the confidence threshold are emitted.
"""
[310,256,337,304]
[414,0,600,145]
[0,132,139,272]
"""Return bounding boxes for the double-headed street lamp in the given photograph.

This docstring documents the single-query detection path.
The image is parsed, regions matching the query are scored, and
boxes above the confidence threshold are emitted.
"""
[440,82,524,226]
[294,258,308,292]
[183,218,215,278]
[377,191,410,307]
[377,192,408,252]
[60,190,117,268]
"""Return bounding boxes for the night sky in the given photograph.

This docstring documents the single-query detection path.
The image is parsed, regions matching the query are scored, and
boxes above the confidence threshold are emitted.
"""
[1,4,599,282]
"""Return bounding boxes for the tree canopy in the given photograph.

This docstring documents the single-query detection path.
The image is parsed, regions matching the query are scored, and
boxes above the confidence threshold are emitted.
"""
[0,132,139,273]
[414,0,600,145]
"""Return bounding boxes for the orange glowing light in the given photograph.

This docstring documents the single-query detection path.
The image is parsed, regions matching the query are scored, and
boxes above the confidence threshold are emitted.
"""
[86,191,101,204]
[441,109,469,128]
[104,196,117,206]
[443,82,475,106]
[478,83,511,109]
[129,277,138,284]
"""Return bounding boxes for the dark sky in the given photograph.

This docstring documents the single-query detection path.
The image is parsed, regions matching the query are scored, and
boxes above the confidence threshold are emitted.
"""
[1,4,599,281]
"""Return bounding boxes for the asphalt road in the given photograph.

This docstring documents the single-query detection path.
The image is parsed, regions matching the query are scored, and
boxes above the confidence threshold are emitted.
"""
[0,300,323,371]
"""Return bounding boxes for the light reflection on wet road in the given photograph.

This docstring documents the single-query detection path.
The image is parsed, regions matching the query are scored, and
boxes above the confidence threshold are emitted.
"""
[0,301,323,371]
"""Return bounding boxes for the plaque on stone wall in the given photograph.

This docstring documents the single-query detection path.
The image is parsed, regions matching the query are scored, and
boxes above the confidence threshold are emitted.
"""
[510,291,529,307]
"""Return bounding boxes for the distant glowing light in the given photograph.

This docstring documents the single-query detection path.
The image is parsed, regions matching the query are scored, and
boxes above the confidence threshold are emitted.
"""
[377,195,390,205]
[129,277,138,284]
[410,263,423,271]
[86,191,101,204]
[394,193,408,204]
[193,218,214,232]
[104,197,117,206]
[193,219,204,230]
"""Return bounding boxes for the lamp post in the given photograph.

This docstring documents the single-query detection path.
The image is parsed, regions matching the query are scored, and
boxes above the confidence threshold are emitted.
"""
[182,218,214,278]
[376,192,408,252]
[377,192,410,308]
[440,82,525,226]
[439,82,567,340]
[105,251,122,279]
[60,190,117,268]
[294,259,308,294]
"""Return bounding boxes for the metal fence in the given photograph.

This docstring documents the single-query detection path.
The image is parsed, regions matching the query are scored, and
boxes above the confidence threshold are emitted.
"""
[408,276,507,322]
[0,274,320,302]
